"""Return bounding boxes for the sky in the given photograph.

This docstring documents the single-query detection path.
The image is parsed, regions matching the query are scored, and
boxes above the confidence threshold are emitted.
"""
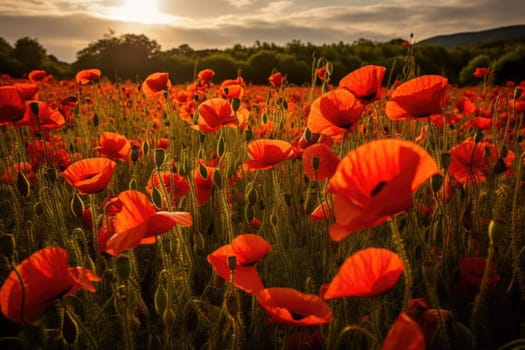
[0,0,523,63]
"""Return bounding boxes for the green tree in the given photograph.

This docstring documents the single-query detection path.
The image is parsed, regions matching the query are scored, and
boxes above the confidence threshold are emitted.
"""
[459,54,491,86]
[492,46,525,84]
[246,50,280,84]
[13,37,46,71]
[197,53,239,83]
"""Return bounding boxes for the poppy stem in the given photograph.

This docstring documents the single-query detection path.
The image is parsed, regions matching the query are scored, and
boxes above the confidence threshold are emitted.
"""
[9,260,27,325]
[390,217,412,311]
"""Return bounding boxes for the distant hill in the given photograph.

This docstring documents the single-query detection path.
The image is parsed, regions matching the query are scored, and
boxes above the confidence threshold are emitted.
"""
[418,24,525,48]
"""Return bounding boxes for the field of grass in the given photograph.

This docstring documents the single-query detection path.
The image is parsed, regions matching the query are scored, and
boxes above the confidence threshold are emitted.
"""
[0,58,524,349]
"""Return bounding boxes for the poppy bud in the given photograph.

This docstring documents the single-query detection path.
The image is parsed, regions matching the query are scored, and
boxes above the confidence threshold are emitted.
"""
[493,158,507,174]
[70,192,84,217]
[500,144,508,158]
[231,97,241,112]
[16,171,30,198]
[199,133,206,144]
[217,135,225,157]
[151,187,163,209]
[488,219,508,243]
[130,145,140,163]
[245,128,253,142]
[246,185,258,206]
[441,152,451,171]
[115,255,131,281]
[312,157,320,171]
[62,310,79,345]
[142,141,149,156]
[213,170,223,189]
[430,174,444,193]
[304,127,312,142]
[514,88,523,100]
[154,283,168,317]
[227,255,237,272]
[45,167,58,183]
[198,162,208,180]
[244,204,255,223]
[0,233,15,258]
[154,148,166,168]
[474,131,483,143]
[29,101,40,116]
[92,113,99,127]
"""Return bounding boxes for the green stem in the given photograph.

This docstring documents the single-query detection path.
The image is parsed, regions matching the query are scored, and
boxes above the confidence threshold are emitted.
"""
[390,218,413,311]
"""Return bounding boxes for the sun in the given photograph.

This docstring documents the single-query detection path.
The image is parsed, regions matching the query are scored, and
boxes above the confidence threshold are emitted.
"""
[110,0,170,24]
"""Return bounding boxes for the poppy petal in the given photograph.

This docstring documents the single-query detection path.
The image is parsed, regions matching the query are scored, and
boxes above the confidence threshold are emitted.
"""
[381,313,425,350]
[324,247,404,299]
[231,234,272,265]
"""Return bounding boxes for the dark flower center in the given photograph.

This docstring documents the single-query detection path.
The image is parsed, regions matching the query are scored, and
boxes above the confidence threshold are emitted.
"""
[290,312,304,320]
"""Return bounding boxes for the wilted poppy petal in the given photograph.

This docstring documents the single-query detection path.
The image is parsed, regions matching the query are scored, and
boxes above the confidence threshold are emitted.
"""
[257,287,333,326]
[381,313,425,350]
[324,247,404,299]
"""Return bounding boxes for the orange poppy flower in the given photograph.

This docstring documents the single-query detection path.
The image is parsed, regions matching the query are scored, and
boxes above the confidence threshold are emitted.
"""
[195,98,238,132]
[207,234,271,294]
[99,190,192,256]
[28,70,47,82]
[141,72,171,98]
[197,68,215,83]
[307,89,365,136]
[75,68,101,85]
[13,83,39,100]
[381,312,425,350]
[256,287,333,326]
[0,246,100,324]
[268,72,286,88]
[243,139,294,171]
[0,85,26,123]
[473,67,491,78]
[146,170,190,208]
[221,84,244,100]
[61,157,116,194]
[386,75,448,120]
[323,247,404,299]
[327,139,439,241]
[338,65,386,103]
[302,143,340,181]
[95,131,131,162]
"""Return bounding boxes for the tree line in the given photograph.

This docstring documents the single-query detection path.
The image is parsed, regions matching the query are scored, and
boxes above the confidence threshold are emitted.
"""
[1,32,524,86]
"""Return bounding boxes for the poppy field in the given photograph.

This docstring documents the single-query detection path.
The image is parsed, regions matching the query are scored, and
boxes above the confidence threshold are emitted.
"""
[0,57,524,350]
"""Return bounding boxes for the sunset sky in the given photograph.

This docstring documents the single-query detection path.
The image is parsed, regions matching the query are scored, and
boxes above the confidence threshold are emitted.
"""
[0,0,522,63]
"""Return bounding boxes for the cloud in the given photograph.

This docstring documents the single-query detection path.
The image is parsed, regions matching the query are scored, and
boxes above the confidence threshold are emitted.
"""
[0,0,522,63]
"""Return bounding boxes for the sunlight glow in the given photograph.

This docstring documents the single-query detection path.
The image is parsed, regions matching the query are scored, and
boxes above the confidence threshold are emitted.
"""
[109,0,172,24]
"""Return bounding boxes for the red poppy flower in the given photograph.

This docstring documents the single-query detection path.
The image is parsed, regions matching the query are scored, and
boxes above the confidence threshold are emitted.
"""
[327,139,439,241]
[195,98,238,132]
[61,157,116,194]
[198,68,215,83]
[307,89,365,136]
[243,139,294,171]
[302,143,340,181]
[309,201,332,222]
[386,75,448,120]
[28,70,47,82]
[18,100,66,134]
[95,131,131,162]
[75,68,101,85]
[408,298,451,343]
[156,138,169,150]
[221,84,244,99]
[2,162,35,185]
[194,163,215,206]
[146,170,190,208]
[338,65,386,103]
[323,247,404,299]
[0,85,26,123]
[0,246,100,324]
[457,257,500,298]
[473,67,491,78]
[316,66,329,82]
[207,234,271,294]
[381,312,425,350]
[14,83,39,100]
[99,190,192,256]
[268,72,286,88]
[256,287,333,326]
[141,72,171,98]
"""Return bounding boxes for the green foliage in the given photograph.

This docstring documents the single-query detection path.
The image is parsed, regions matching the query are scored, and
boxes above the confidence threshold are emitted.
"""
[246,50,280,84]
[197,53,240,83]
[13,37,46,71]
[276,53,311,85]
[459,54,491,85]
[492,45,525,84]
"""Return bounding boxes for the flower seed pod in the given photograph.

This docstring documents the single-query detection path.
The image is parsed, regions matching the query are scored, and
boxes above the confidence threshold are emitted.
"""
[488,219,508,243]
[431,174,444,193]
[441,152,451,171]
[154,148,166,168]
[0,233,15,258]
